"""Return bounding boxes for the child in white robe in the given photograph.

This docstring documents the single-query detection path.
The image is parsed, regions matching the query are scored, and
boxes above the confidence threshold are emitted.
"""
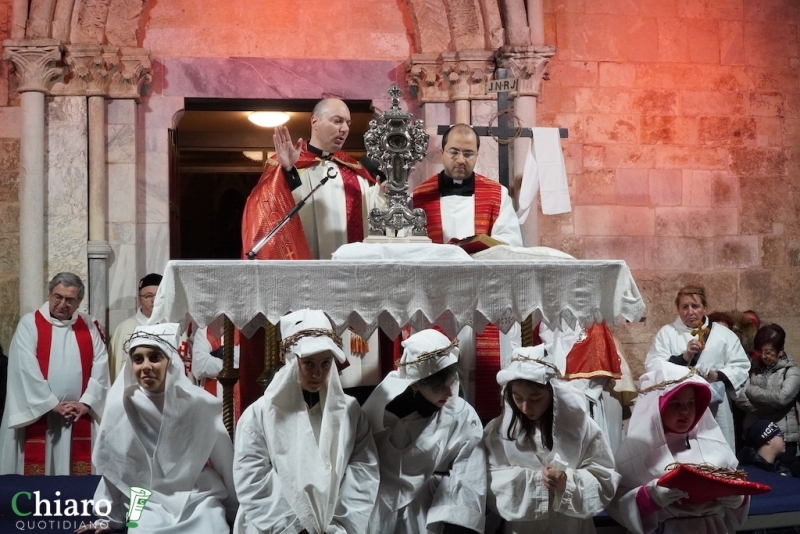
[363,329,487,534]
[81,323,237,534]
[233,309,380,534]
[608,359,749,534]
[483,345,619,534]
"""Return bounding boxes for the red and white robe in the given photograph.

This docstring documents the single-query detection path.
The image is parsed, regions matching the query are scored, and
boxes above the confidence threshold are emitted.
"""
[0,303,109,475]
[413,173,523,420]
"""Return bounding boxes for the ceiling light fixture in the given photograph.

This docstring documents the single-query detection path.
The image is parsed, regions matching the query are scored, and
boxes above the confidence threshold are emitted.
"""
[242,151,264,162]
[247,111,290,128]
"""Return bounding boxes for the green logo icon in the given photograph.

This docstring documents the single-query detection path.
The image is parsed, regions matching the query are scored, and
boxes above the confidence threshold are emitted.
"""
[126,487,152,528]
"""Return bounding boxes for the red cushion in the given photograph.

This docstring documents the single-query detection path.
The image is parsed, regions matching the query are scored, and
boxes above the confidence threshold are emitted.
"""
[658,464,772,505]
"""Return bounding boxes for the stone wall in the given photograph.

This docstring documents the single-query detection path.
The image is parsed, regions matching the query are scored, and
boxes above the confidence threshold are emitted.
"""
[0,0,19,352]
[537,0,800,375]
[143,0,412,60]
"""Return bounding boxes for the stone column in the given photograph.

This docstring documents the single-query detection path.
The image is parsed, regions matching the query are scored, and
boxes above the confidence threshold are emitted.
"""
[63,44,120,330]
[2,39,64,314]
[497,45,554,246]
[406,53,449,183]
[442,50,494,125]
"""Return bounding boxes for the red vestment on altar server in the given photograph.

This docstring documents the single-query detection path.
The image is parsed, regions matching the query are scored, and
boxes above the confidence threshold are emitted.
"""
[413,173,507,421]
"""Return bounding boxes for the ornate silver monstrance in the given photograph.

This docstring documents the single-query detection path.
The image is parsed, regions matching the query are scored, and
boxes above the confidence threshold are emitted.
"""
[363,85,430,241]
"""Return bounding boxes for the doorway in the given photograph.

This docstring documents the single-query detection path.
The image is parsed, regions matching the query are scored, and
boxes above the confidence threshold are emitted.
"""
[171,98,375,259]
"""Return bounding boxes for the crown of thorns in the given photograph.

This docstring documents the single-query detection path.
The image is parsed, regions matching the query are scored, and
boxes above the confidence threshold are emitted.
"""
[280,328,343,360]
[507,352,563,379]
[638,367,696,394]
[123,330,178,355]
[396,337,459,368]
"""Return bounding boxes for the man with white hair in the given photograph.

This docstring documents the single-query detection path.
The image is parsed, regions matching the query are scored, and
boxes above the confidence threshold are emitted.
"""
[232,309,380,534]
[363,329,487,534]
[0,272,109,475]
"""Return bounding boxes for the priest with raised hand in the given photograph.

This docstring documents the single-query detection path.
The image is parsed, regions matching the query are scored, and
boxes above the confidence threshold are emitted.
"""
[0,272,109,475]
[412,123,523,421]
[241,97,385,261]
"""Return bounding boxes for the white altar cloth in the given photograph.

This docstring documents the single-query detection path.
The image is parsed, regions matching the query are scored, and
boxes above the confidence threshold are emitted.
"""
[150,259,645,340]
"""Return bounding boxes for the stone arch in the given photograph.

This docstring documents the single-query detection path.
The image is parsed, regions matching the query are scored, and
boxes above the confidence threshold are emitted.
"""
[18,0,510,56]
[406,0,504,54]
[20,0,144,46]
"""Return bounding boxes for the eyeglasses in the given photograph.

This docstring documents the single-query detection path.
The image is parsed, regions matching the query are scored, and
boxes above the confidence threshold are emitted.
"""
[139,293,157,301]
[51,293,78,306]
[759,348,779,358]
[445,148,477,161]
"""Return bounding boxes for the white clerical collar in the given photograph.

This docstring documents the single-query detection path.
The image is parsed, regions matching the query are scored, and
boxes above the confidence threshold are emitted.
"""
[38,302,79,327]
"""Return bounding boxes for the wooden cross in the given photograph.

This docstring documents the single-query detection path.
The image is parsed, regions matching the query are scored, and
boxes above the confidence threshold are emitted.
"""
[437,67,568,193]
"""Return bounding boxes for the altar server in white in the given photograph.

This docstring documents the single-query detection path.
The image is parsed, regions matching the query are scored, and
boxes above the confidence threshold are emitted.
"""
[363,329,487,534]
[483,345,619,534]
[538,320,629,453]
[646,284,750,451]
[233,309,379,534]
[108,273,162,382]
[83,323,236,533]
[607,360,749,534]
[0,272,108,475]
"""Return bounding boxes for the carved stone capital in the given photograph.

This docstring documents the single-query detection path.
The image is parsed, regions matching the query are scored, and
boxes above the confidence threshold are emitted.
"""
[2,39,64,93]
[406,53,447,103]
[108,47,152,100]
[496,45,556,97]
[441,49,495,101]
[55,44,120,97]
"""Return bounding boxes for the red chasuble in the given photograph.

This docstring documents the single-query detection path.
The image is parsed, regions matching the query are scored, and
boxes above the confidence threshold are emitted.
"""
[241,144,374,261]
[239,144,374,411]
[413,174,506,420]
[25,311,94,475]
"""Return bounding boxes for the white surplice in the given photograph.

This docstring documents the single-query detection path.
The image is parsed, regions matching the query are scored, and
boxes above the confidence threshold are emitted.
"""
[364,390,486,534]
[540,322,626,453]
[607,360,749,534]
[292,162,385,260]
[191,326,240,397]
[437,184,522,247]
[233,354,379,534]
[484,379,619,534]
[92,323,237,534]
[109,308,149,382]
[646,317,750,451]
[0,303,109,475]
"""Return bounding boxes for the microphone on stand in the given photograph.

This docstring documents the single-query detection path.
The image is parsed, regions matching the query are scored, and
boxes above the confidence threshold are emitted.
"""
[247,166,337,260]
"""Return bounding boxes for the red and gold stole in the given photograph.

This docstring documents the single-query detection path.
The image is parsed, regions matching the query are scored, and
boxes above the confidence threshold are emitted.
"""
[412,174,502,244]
[24,312,94,475]
[331,154,373,244]
[414,174,505,420]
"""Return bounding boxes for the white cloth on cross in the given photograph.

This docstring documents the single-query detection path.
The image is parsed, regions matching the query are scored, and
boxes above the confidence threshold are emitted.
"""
[518,128,571,222]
